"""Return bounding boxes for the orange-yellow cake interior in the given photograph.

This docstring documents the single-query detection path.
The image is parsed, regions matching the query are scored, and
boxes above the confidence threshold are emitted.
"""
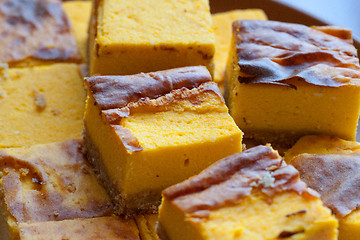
[0,64,85,148]
[225,20,360,147]
[89,0,215,76]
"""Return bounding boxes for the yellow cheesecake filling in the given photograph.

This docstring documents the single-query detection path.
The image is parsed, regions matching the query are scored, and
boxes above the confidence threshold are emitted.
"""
[158,145,338,240]
[0,64,86,147]
[90,0,215,75]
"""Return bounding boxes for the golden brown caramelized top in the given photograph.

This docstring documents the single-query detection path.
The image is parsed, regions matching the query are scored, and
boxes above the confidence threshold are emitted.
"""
[291,152,360,217]
[85,66,214,110]
[0,0,81,66]
[85,66,223,152]
[163,145,318,218]
[0,139,113,223]
[233,20,360,87]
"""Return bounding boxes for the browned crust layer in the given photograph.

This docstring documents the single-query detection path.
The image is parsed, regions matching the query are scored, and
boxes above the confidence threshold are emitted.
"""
[83,127,161,217]
[85,66,212,110]
[102,81,223,125]
[0,139,113,223]
[163,145,318,218]
[0,0,81,65]
[233,20,360,87]
[291,152,360,217]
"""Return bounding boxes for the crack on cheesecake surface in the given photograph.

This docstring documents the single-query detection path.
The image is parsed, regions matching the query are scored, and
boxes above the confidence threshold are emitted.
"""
[163,145,318,218]
[84,66,243,216]
[233,20,360,87]
[86,66,220,152]
[291,152,360,217]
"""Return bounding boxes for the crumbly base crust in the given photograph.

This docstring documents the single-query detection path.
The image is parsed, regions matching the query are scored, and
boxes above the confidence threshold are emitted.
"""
[83,127,161,217]
[243,130,304,155]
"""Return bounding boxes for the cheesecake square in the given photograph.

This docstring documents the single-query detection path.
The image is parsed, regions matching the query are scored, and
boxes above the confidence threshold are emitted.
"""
[89,0,215,76]
[226,20,360,147]
[17,217,140,240]
[63,0,92,63]
[0,63,86,147]
[84,66,243,216]
[212,9,267,93]
[0,139,113,239]
[157,145,338,240]
[0,0,81,67]
[285,135,360,240]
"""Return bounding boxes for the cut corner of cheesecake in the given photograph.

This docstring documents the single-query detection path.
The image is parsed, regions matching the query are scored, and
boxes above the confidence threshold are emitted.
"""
[225,19,360,149]
[157,144,338,240]
[285,135,360,239]
[0,0,82,67]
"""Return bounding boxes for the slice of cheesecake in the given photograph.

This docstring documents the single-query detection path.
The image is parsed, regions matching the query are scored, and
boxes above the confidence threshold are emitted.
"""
[157,145,338,240]
[0,63,86,147]
[84,66,243,216]
[0,139,114,239]
[89,0,215,76]
[0,0,81,67]
[226,20,360,148]
[285,135,360,240]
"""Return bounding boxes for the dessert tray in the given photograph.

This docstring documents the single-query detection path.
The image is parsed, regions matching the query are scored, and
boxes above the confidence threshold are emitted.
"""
[1,0,359,239]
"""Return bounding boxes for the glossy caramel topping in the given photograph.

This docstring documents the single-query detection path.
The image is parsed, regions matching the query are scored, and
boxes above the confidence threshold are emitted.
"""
[85,66,212,110]
[0,0,80,65]
[233,20,360,87]
[291,152,360,217]
[0,139,113,223]
[163,145,318,218]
